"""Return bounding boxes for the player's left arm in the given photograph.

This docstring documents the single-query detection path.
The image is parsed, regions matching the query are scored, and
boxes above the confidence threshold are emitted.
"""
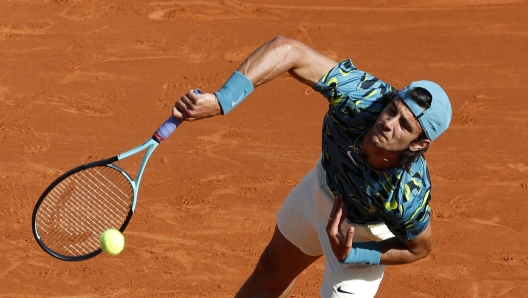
[378,223,433,265]
[326,196,433,266]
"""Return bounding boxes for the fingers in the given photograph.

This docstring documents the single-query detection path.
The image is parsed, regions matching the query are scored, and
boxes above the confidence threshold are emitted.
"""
[326,196,341,235]
[326,196,355,261]
[326,196,348,249]
[339,202,348,225]
[171,106,183,120]
[328,196,346,228]
[329,196,348,224]
[172,89,222,121]
[328,195,343,221]
[172,90,202,121]
[346,227,354,249]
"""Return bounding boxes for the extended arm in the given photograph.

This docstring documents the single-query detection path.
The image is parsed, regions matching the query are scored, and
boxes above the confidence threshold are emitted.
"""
[236,36,337,88]
[326,196,433,265]
[172,36,337,121]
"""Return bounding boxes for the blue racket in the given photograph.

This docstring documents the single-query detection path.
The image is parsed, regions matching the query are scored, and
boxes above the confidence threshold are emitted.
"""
[31,90,200,261]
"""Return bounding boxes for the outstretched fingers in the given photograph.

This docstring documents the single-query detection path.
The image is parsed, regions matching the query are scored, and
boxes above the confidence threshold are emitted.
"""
[326,196,354,261]
[327,196,348,232]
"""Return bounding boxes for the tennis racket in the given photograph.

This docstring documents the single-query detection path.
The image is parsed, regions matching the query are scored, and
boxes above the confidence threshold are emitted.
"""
[32,90,200,261]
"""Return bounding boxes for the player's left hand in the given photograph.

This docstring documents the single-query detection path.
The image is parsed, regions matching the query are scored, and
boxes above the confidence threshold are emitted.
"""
[326,196,354,262]
[172,89,222,121]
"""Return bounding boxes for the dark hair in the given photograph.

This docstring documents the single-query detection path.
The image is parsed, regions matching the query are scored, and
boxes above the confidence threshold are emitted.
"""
[381,87,432,169]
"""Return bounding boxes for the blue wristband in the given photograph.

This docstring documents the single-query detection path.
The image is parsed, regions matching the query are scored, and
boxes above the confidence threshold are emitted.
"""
[341,241,381,265]
[214,71,254,115]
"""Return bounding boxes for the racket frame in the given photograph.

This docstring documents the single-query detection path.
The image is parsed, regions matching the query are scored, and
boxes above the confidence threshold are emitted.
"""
[32,136,160,261]
[32,89,196,261]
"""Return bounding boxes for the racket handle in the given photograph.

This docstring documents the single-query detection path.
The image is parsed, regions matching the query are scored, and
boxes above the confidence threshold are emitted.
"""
[153,89,202,142]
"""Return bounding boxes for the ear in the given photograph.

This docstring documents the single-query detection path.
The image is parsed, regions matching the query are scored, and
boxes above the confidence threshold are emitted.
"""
[409,139,431,152]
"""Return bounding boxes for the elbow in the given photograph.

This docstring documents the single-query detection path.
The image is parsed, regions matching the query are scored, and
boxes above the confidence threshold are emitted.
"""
[415,240,433,261]
[412,223,434,261]
[418,247,432,261]
[403,246,431,265]
[268,36,302,61]
[269,35,295,48]
[268,36,296,54]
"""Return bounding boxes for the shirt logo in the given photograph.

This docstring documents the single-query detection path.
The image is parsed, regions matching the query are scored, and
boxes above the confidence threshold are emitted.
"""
[337,286,355,295]
[346,150,359,168]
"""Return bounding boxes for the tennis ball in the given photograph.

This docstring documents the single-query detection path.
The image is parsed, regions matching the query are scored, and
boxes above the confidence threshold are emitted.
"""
[100,229,125,256]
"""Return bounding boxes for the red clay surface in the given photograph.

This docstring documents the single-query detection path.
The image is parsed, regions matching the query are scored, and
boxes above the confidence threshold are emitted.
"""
[1,0,528,297]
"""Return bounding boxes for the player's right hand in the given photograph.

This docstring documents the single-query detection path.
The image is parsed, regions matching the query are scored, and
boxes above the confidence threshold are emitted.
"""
[172,90,222,121]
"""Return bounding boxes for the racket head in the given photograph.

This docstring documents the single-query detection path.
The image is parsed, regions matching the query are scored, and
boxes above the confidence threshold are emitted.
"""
[32,158,136,261]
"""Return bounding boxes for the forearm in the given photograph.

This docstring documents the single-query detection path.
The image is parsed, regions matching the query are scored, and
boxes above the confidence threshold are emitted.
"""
[378,237,432,265]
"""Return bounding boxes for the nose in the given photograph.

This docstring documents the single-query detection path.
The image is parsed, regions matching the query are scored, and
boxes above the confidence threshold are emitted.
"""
[381,115,398,131]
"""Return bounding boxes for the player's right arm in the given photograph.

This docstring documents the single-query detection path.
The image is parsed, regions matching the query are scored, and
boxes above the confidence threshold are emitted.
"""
[236,35,337,88]
[172,36,337,121]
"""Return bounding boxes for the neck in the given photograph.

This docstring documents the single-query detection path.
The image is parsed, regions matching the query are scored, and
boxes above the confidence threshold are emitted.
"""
[361,128,401,170]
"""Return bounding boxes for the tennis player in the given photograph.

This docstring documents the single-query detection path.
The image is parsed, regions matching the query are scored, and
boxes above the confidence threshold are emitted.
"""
[172,36,452,298]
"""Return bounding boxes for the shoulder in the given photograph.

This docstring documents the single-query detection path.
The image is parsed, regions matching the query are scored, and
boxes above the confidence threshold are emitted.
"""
[381,158,432,241]
[314,59,395,108]
[399,157,431,198]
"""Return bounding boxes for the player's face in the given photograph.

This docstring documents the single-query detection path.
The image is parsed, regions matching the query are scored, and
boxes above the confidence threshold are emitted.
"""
[369,97,425,152]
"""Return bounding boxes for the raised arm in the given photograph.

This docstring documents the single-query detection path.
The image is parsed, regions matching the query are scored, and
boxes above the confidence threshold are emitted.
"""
[172,36,337,121]
[237,36,337,88]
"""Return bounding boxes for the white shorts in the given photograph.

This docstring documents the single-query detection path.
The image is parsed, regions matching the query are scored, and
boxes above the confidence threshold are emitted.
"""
[276,160,395,298]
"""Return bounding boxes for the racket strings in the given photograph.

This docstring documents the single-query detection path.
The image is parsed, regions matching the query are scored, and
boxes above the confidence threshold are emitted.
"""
[35,166,133,257]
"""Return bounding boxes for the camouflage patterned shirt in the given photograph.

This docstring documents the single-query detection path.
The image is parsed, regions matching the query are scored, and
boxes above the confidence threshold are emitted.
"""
[314,59,431,242]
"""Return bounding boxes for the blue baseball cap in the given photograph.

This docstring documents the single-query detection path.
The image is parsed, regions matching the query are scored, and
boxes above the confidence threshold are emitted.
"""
[398,80,452,141]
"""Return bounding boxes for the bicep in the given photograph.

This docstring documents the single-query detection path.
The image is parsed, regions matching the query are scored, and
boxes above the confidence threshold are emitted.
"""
[288,40,338,87]
[236,36,337,88]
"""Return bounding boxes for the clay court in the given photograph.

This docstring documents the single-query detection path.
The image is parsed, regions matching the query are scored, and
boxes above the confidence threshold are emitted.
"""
[1,0,528,297]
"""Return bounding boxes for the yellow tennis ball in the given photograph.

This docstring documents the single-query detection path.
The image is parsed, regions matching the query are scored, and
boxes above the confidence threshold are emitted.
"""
[100,229,125,256]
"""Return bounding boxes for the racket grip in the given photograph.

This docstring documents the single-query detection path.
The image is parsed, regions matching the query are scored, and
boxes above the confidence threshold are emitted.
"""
[153,89,202,142]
